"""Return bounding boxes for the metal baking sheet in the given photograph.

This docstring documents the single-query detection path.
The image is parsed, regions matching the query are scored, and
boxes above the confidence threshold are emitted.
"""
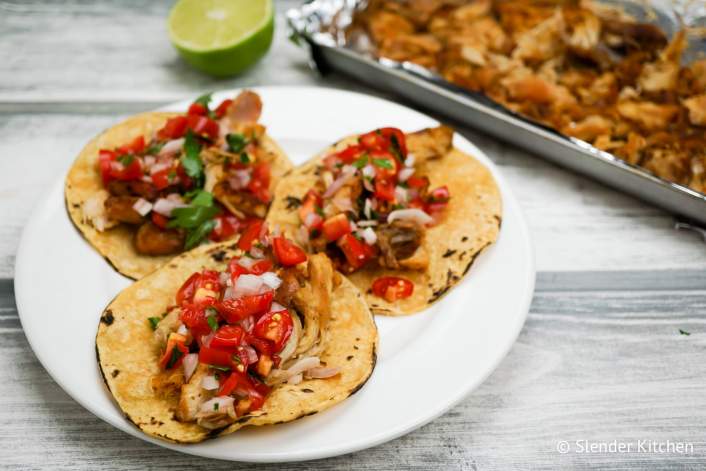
[288,0,706,225]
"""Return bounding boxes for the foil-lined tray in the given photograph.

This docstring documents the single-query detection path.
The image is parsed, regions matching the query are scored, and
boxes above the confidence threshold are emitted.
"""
[287,0,706,225]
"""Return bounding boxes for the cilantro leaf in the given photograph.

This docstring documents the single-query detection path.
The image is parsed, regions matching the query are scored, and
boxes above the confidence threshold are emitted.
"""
[184,219,217,250]
[168,205,219,229]
[117,154,134,166]
[210,365,231,372]
[240,152,250,164]
[352,154,368,169]
[165,347,184,369]
[194,92,212,109]
[148,317,161,330]
[181,131,204,187]
[189,190,213,207]
[226,133,248,153]
[146,142,164,155]
[372,158,393,169]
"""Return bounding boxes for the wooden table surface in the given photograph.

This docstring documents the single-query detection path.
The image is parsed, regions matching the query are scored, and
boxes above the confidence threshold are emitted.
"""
[2,1,706,469]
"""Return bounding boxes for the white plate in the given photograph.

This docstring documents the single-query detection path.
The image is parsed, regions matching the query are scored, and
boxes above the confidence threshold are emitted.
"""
[15,86,534,462]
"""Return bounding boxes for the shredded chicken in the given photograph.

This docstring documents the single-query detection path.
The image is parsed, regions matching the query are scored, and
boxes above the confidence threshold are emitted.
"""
[176,364,212,422]
[349,0,706,193]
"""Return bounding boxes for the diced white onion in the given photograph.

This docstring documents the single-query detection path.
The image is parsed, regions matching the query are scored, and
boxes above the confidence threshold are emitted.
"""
[153,197,186,216]
[261,272,282,290]
[296,225,310,246]
[159,138,184,156]
[259,221,270,246]
[238,256,257,270]
[362,164,375,178]
[323,166,357,198]
[271,302,286,312]
[404,154,416,167]
[182,353,198,382]
[201,331,215,348]
[361,227,377,245]
[357,220,378,227]
[233,274,265,297]
[201,375,220,391]
[398,167,415,182]
[149,161,172,175]
[287,373,303,385]
[304,212,321,228]
[394,186,409,204]
[284,356,321,377]
[132,198,153,216]
[239,345,258,364]
[364,198,372,219]
[218,272,230,286]
[143,155,156,168]
[387,208,433,225]
[238,315,255,333]
[177,324,188,336]
[305,366,341,379]
[250,246,264,259]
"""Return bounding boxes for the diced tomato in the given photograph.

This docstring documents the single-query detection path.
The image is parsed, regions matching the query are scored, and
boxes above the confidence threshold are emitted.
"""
[115,158,143,181]
[188,102,208,116]
[337,144,364,164]
[180,305,212,338]
[227,259,251,283]
[218,291,274,324]
[249,259,273,275]
[428,185,450,203]
[272,237,307,267]
[199,346,233,367]
[406,175,429,190]
[374,177,396,202]
[217,371,241,396]
[337,233,375,270]
[159,334,188,369]
[254,309,293,353]
[247,163,271,203]
[187,114,219,140]
[193,270,221,306]
[151,212,169,229]
[151,168,172,190]
[176,273,200,306]
[322,213,352,242]
[117,135,146,155]
[359,130,388,151]
[245,334,274,356]
[237,219,264,251]
[371,276,414,302]
[157,116,188,140]
[98,150,116,185]
[209,214,241,242]
[214,99,233,119]
[210,325,245,350]
[234,373,270,411]
[378,127,407,157]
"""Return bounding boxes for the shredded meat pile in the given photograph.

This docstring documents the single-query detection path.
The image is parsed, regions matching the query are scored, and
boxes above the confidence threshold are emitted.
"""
[348,0,706,193]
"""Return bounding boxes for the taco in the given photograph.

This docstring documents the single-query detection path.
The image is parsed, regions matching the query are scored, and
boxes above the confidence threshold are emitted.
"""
[96,231,377,443]
[266,126,501,315]
[66,90,292,279]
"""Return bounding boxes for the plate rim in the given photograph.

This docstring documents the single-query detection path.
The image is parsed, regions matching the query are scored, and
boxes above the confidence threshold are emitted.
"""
[14,85,535,462]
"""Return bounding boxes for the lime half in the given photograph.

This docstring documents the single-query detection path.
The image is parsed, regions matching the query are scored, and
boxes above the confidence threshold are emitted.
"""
[168,0,274,77]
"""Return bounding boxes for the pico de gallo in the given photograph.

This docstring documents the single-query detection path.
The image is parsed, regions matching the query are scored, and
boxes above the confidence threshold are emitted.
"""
[83,90,275,256]
[292,126,454,303]
[149,232,340,429]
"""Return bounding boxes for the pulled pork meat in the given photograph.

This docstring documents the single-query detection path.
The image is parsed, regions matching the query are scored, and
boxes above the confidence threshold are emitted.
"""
[349,0,706,194]
[376,220,424,269]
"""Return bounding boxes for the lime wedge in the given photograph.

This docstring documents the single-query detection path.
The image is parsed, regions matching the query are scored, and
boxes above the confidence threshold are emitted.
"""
[168,0,274,77]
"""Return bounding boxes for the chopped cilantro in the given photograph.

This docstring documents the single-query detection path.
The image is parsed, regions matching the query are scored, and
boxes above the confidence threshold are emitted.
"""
[146,142,164,155]
[181,131,204,187]
[117,154,134,166]
[240,152,250,164]
[226,133,248,153]
[165,347,184,369]
[206,312,219,331]
[372,158,393,169]
[210,365,231,372]
[189,189,213,207]
[193,92,212,109]
[352,155,368,169]
[214,402,219,411]
[148,317,161,330]
[679,329,691,336]
[389,134,403,160]
[184,219,217,249]
[168,205,219,230]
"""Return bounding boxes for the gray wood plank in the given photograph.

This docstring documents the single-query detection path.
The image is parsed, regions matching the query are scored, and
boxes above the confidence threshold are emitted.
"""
[2,279,705,469]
